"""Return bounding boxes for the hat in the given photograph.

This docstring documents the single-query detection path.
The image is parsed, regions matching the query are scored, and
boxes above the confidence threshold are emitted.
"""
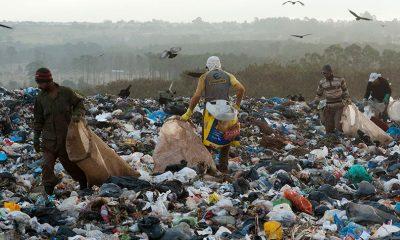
[206,100,237,121]
[369,72,381,82]
[35,68,53,82]
[322,64,333,72]
[206,56,222,71]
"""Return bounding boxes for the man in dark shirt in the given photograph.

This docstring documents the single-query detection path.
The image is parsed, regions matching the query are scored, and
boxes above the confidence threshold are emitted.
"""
[33,68,87,195]
[364,73,392,120]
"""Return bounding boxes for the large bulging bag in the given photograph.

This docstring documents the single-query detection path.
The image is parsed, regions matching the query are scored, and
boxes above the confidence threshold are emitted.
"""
[341,104,392,145]
[152,118,217,173]
[66,121,139,186]
[388,100,400,122]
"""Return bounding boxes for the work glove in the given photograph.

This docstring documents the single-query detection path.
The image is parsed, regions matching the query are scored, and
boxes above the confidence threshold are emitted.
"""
[233,104,241,111]
[363,98,368,106]
[33,133,41,153]
[383,94,390,105]
[180,109,193,121]
[344,99,352,106]
[72,114,82,123]
[308,100,318,110]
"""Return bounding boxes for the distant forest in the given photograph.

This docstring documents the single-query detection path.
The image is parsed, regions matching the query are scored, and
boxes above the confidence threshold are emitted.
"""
[1,17,400,98]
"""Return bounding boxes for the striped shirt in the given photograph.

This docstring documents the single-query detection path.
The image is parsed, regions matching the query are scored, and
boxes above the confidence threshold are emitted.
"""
[316,77,350,104]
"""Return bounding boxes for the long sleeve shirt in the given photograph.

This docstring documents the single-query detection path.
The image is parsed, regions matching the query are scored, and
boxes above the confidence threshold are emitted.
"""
[364,78,391,102]
[34,84,85,149]
[316,77,350,104]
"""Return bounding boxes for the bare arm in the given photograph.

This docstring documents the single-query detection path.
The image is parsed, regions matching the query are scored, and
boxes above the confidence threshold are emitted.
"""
[341,78,350,100]
[234,82,245,106]
[315,81,323,101]
[228,73,245,107]
[188,75,205,111]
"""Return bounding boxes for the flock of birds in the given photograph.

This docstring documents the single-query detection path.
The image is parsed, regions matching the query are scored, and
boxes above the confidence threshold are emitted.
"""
[0,2,381,58]
[282,1,375,39]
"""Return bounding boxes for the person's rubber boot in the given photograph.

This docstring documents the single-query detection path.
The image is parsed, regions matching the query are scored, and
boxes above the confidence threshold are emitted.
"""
[217,147,230,174]
[79,180,88,190]
[44,177,62,195]
[44,186,55,195]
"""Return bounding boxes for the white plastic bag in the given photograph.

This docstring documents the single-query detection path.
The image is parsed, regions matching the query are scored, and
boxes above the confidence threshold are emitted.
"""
[388,100,400,122]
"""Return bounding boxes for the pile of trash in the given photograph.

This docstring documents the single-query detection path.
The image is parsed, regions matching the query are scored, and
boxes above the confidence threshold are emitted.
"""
[2,87,400,239]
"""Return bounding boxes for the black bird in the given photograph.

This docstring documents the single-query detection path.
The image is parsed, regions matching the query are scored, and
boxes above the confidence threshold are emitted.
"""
[283,1,305,6]
[348,10,372,21]
[184,71,205,78]
[160,47,182,59]
[118,85,131,98]
[0,24,12,29]
[291,34,312,39]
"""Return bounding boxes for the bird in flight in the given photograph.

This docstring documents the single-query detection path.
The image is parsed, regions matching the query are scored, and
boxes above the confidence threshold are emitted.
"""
[184,71,205,78]
[291,34,312,39]
[348,10,372,21]
[160,47,182,59]
[0,24,12,29]
[283,1,305,6]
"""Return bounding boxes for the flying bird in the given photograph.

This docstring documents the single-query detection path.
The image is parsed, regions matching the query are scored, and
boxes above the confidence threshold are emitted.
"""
[283,1,305,6]
[160,47,182,59]
[0,24,12,29]
[348,10,372,21]
[184,71,205,78]
[291,34,312,39]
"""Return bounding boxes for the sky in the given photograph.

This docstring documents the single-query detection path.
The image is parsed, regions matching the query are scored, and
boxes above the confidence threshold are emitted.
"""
[0,0,399,23]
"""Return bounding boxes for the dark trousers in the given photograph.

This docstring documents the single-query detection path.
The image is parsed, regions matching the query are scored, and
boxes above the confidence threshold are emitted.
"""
[323,103,344,134]
[42,146,87,188]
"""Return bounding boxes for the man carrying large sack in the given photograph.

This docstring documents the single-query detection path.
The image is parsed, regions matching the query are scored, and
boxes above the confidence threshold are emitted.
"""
[33,67,87,195]
[180,56,245,173]
[315,64,351,134]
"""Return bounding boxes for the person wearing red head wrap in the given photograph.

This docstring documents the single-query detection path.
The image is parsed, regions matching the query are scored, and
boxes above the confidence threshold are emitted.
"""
[33,67,88,195]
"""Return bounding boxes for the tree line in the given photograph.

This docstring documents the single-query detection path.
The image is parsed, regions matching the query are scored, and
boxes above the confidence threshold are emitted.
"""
[83,44,400,100]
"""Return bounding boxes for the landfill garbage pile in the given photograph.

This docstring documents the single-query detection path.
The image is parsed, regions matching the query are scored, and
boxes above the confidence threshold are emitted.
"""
[2,87,400,239]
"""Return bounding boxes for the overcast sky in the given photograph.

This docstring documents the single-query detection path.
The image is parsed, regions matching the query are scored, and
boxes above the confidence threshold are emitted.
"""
[1,0,398,23]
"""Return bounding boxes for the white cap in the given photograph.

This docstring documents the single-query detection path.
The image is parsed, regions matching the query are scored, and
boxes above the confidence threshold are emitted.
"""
[369,72,382,82]
[206,56,222,71]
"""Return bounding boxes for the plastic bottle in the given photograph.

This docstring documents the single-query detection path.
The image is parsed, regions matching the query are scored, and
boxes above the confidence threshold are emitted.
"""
[264,221,283,240]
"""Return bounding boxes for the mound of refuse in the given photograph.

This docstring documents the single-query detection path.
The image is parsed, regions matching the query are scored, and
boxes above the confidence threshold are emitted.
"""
[2,87,400,239]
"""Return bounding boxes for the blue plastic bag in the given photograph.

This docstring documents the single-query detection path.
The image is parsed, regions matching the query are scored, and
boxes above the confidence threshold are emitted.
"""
[147,110,167,124]
[387,126,400,137]
[0,151,7,162]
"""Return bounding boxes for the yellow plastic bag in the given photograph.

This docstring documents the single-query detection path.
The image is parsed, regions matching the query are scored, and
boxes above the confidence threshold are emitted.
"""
[264,221,283,240]
[208,192,220,204]
[4,202,21,212]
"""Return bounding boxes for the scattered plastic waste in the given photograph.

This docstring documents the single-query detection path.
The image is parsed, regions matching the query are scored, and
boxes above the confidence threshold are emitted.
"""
[1,88,400,238]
